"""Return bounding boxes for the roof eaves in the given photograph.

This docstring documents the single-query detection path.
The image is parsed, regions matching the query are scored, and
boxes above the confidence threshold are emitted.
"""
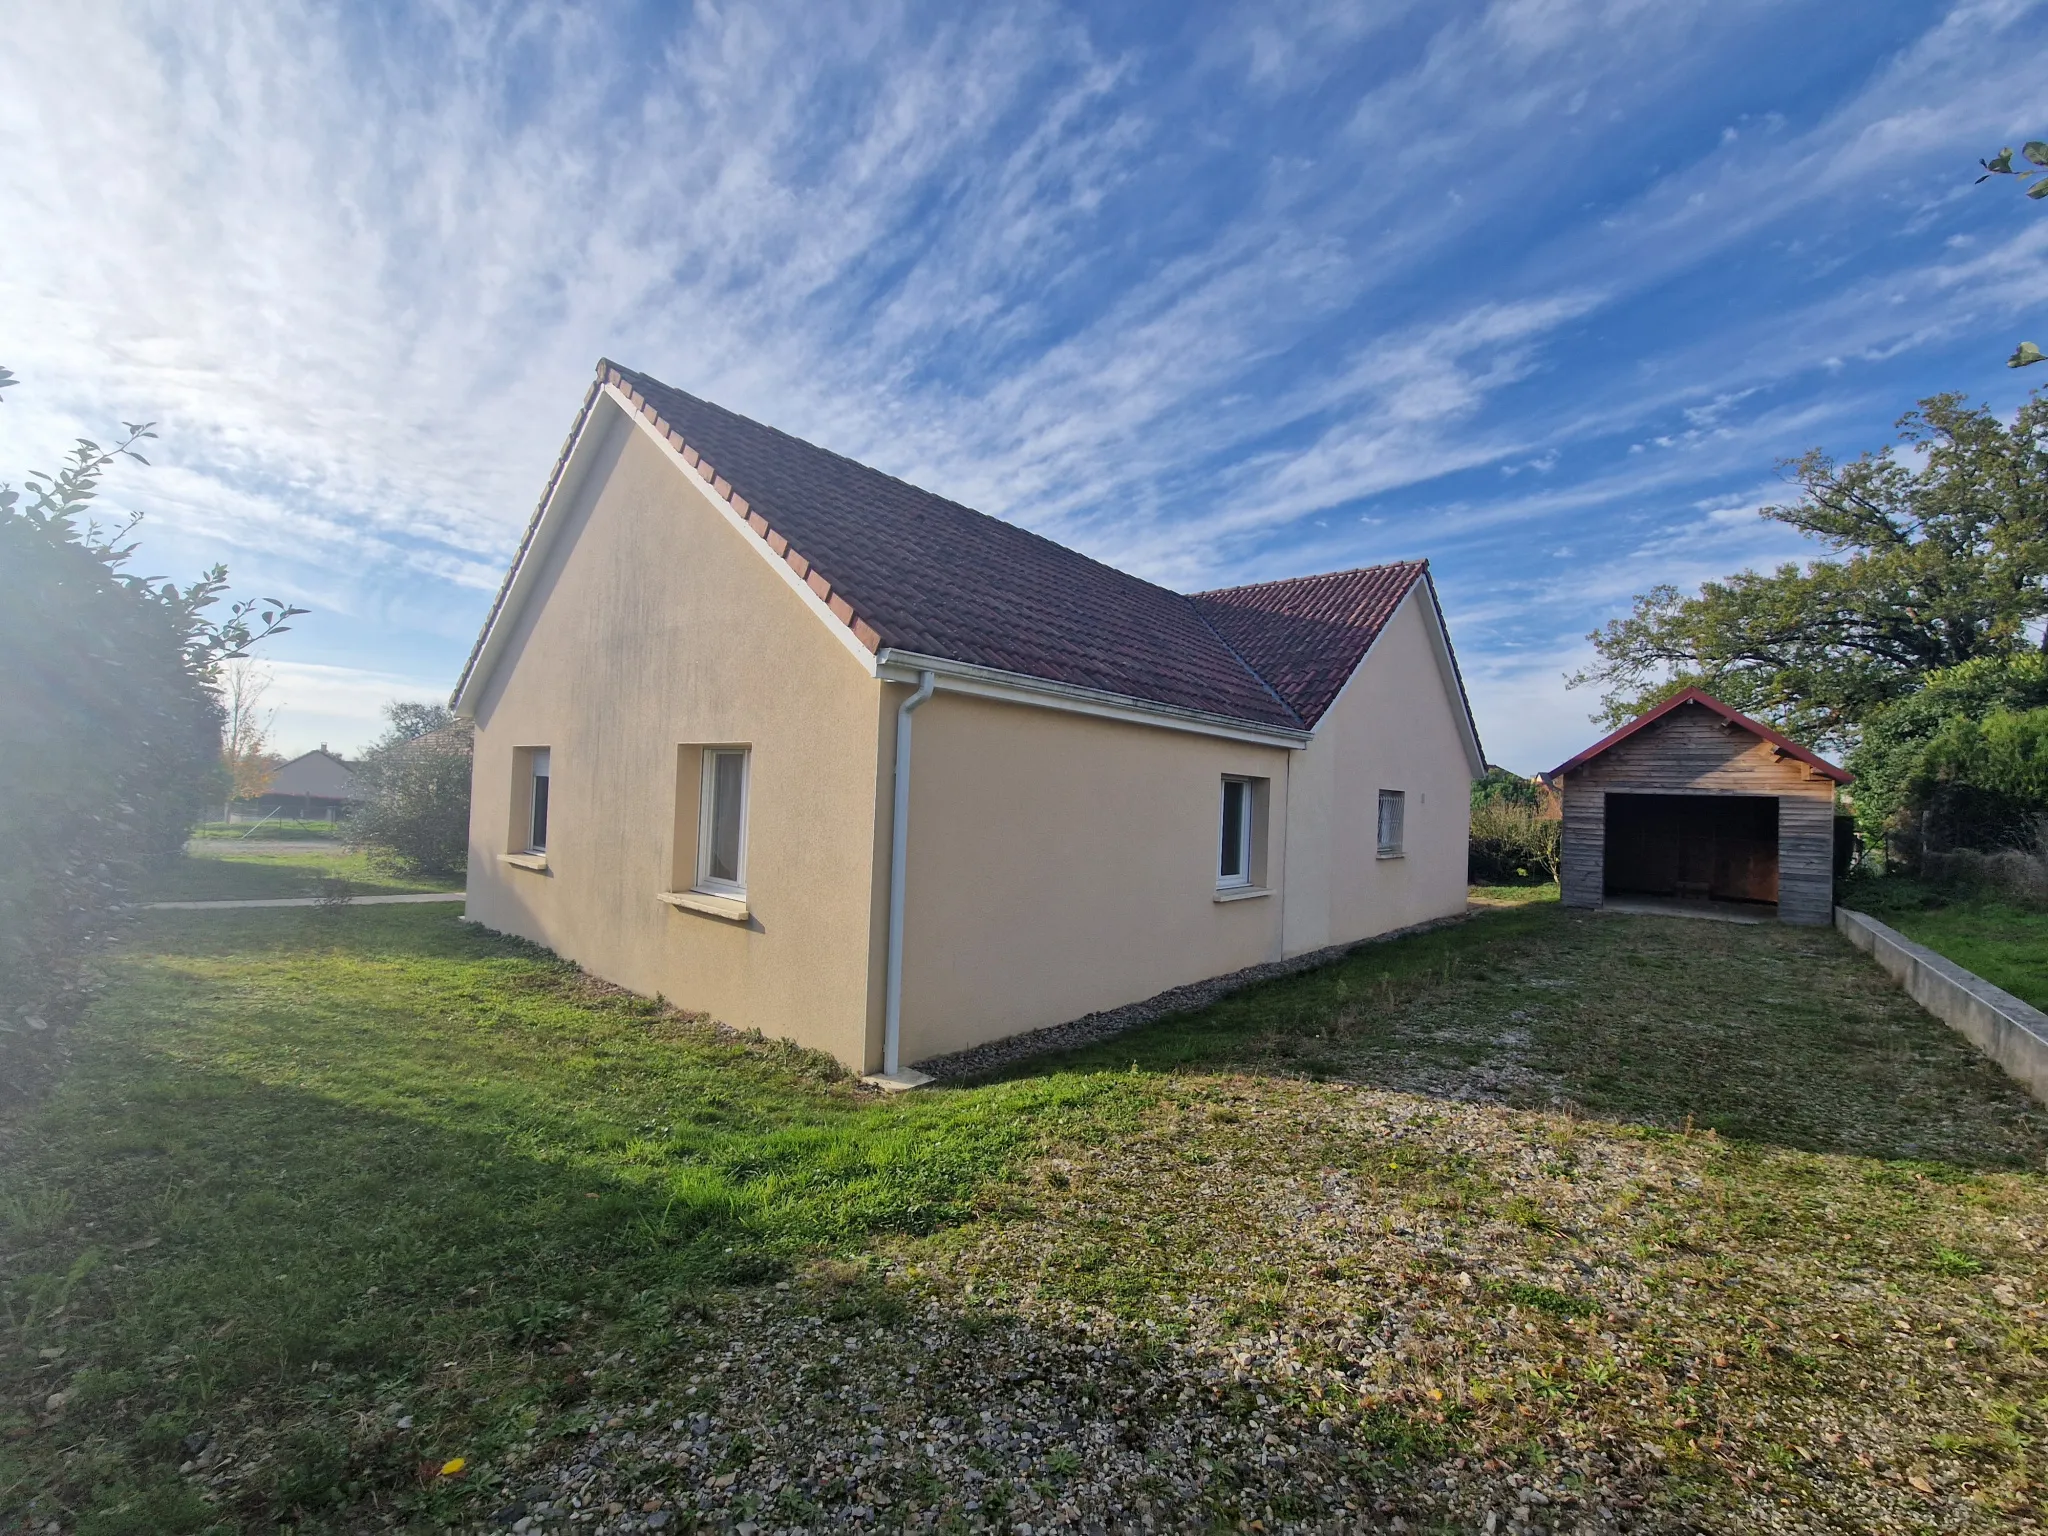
[1547,686,1852,784]
[450,372,605,709]
[874,648,1313,745]
[1420,566,1485,768]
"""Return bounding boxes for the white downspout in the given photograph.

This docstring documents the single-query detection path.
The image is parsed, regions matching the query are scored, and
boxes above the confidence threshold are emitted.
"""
[880,669,937,1083]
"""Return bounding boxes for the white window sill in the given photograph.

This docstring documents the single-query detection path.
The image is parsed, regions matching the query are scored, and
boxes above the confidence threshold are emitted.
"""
[1214,884,1271,903]
[658,888,750,922]
[499,852,549,872]
[1376,850,1405,861]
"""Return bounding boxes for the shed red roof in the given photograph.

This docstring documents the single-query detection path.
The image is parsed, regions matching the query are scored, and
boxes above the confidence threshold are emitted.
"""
[460,360,1465,736]
[1547,687,1852,784]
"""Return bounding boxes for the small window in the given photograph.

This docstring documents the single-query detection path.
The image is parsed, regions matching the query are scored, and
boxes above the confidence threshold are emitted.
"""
[1377,788,1405,858]
[696,747,750,895]
[1219,777,1253,888]
[527,749,551,853]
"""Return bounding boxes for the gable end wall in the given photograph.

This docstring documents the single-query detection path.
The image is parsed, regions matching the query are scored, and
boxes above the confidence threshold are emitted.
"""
[1558,703,1839,924]
[1282,589,1474,956]
[462,413,891,1066]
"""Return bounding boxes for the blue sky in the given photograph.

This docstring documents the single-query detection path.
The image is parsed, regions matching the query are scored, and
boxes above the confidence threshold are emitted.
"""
[4,1,2046,771]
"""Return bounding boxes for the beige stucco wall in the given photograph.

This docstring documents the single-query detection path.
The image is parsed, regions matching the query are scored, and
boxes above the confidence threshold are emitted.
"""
[463,404,891,1068]
[894,692,1295,1062]
[463,401,1478,1071]
[1279,589,1475,958]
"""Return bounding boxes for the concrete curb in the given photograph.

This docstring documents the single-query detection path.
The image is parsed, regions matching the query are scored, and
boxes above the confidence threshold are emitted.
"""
[1837,906,2048,1106]
[144,892,465,911]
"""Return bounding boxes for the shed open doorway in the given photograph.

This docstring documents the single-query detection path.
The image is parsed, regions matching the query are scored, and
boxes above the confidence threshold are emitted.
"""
[1603,792,1779,908]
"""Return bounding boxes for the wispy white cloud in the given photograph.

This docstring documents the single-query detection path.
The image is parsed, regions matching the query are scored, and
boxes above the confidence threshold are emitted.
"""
[1,0,2040,768]
[256,661,447,757]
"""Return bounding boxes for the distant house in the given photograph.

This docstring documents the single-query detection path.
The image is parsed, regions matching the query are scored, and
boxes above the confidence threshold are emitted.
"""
[242,748,361,822]
[1544,688,1851,925]
[452,360,1486,1081]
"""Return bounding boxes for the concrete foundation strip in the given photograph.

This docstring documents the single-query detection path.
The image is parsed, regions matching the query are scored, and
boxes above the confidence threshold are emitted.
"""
[1837,906,2048,1107]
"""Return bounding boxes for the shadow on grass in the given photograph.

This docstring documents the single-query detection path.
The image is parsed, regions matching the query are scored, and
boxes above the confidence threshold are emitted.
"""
[10,904,2047,1532]
[5,1072,746,1531]
[137,848,446,902]
[983,901,2048,1171]
[0,907,1113,1533]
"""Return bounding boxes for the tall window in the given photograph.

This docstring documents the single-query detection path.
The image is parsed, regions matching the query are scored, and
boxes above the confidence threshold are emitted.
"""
[696,747,750,895]
[527,749,551,853]
[1219,777,1253,888]
[1377,788,1405,858]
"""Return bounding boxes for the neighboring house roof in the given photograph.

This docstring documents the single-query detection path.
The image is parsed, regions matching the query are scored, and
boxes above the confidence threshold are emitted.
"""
[454,361,1485,756]
[1545,687,1853,785]
[264,749,361,801]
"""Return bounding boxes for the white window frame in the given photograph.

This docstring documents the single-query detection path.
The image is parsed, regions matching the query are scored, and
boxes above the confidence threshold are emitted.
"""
[1377,788,1405,859]
[526,748,551,854]
[1218,776,1254,889]
[695,747,751,897]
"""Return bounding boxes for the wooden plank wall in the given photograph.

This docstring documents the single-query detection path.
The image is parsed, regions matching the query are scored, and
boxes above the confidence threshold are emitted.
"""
[1556,703,1840,925]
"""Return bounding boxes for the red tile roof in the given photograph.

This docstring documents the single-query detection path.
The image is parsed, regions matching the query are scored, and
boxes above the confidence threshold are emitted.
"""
[1546,686,1853,784]
[1192,562,1432,728]
[461,360,1463,735]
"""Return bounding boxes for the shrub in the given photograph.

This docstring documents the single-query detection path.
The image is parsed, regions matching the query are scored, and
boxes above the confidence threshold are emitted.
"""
[349,705,472,881]
[0,368,298,1101]
[1850,654,2048,854]
[1906,706,2048,845]
[1468,796,1561,885]
[1918,823,2048,908]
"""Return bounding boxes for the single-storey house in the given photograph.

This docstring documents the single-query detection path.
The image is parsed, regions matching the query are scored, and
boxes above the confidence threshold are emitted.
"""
[452,360,1486,1081]
[1544,687,1852,925]
[240,747,360,822]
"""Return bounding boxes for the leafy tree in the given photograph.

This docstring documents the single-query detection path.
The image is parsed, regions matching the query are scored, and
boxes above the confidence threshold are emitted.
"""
[1472,764,1541,810]
[1571,393,2048,748]
[1978,142,2048,367]
[349,703,472,880]
[1905,706,2048,854]
[1979,141,2048,197]
[220,659,281,806]
[380,700,458,744]
[0,365,302,1100]
[1848,652,2048,841]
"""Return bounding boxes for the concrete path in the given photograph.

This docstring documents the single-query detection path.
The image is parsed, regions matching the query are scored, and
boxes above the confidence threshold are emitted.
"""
[145,892,465,911]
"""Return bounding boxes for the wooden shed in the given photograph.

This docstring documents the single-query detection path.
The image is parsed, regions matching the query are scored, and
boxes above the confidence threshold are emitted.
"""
[1544,688,1851,925]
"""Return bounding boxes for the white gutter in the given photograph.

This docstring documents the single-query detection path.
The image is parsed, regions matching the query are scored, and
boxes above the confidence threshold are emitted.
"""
[873,648,1311,749]
[870,669,937,1091]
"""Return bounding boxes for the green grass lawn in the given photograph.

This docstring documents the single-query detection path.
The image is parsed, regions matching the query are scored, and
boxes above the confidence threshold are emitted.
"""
[1842,875,2048,1012]
[1465,879,1560,908]
[191,821,347,841]
[5,899,2047,1532]
[0,909,1121,1532]
[142,846,456,902]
